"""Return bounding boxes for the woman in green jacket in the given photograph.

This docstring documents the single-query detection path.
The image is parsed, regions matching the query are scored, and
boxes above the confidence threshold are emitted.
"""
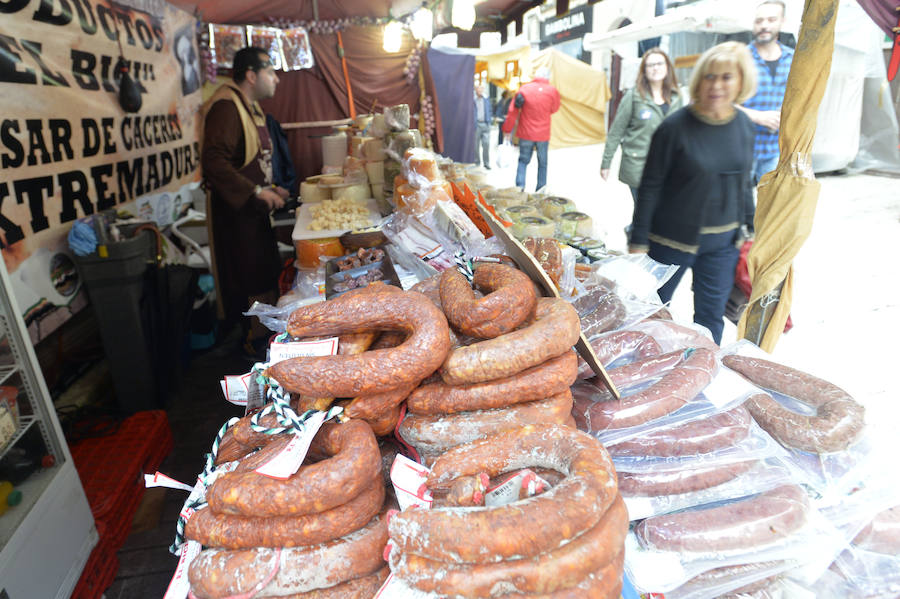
[601,49,683,204]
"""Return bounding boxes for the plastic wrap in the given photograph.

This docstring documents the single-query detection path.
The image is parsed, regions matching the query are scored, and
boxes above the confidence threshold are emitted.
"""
[572,359,759,446]
[628,319,719,352]
[665,560,796,599]
[557,245,579,298]
[245,296,324,334]
[576,328,662,379]
[625,485,845,594]
[586,252,680,302]
[621,459,795,521]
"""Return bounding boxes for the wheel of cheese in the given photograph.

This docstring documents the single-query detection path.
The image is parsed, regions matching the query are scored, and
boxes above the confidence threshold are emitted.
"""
[404,148,440,184]
[503,204,538,222]
[512,216,555,239]
[540,197,576,219]
[557,212,593,238]
[295,237,345,268]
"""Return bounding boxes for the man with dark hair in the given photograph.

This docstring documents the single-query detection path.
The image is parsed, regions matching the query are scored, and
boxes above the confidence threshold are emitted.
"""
[201,47,288,358]
[739,0,793,184]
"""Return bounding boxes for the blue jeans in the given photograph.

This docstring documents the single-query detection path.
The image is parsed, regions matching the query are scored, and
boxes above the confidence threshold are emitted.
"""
[650,230,740,344]
[752,154,778,186]
[516,140,549,191]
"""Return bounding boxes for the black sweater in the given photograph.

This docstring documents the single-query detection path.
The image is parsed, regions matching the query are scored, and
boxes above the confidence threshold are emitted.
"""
[631,106,755,253]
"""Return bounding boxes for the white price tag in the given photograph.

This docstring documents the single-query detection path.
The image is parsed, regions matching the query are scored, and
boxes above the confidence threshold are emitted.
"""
[269,336,339,364]
[144,472,195,492]
[254,410,329,479]
[374,573,436,598]
[484,469,550,507]
[390,454,433,511]
[163,539,201,599]
[702,367,759,409]
[220,372,253,406]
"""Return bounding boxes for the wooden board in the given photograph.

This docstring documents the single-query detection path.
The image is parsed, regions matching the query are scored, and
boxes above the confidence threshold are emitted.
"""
[472,187,621,400]
[291,198,381,241]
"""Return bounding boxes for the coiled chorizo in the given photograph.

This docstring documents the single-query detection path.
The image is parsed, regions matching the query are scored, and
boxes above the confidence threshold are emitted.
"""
[440,263,537,339]
[389,424,618,563]
[441,298,580,385]
[267,286,451,397]
[407,351,577,416]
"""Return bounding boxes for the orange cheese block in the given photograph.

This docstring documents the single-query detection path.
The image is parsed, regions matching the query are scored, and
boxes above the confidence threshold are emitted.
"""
[295,237,344,268]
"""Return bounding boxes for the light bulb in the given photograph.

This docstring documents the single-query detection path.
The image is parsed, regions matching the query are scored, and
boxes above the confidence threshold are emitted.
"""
[410,7,433,41]
[451,0,476,31]
[383,21,404,53]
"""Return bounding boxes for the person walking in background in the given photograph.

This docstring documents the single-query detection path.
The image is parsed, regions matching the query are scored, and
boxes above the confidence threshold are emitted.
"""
[739,0,794,184]
[629,42,757,344]
[502,66,560,191]
[473,83,493,169]
[494,90,513,146]
[601,48,683,217]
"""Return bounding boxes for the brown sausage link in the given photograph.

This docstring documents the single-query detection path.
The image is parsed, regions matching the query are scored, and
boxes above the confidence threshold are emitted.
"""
[399,391,574,455]
[617,460,756,496]
[207,420,381,517]
[370,330,407,350]
[268,287,451,396]
[608,405,753,458]
[389,424,618,563]
[185,479,385,549]
[577,329,663,379]
[580,293,628,339]
[853,505,900,554]
[605,349,690,390]
[364,402,404,437]
[253,566,390,599]
[344,385,415,421]
[441,298,581,385]
[392,495,628,597]
[495,550,624,599]
[337,330,379,355]
[188,510,389,598]
[439,263,537,339]
[574,348,718,431]
[524,237,563,287]
[408,351,577,415]
[410,272,443,309]
[722,354,866,453]
[215,430,254,465]
[634,484,809,553]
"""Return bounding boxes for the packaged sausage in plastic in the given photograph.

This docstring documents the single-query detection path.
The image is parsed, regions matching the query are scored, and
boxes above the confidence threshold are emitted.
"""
[663,559,797,599]
[719,340,871,498]
[624,484,845,594]
[576,328,664,379]
[571,349,758,446]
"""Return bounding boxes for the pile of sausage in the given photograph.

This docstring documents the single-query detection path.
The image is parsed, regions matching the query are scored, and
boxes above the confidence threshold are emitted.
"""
[398,264,582,463]
[387,424,628,598]
[184,420,391,598]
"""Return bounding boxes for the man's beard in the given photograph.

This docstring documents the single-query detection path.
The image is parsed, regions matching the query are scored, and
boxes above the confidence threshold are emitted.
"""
[754,30,777,43]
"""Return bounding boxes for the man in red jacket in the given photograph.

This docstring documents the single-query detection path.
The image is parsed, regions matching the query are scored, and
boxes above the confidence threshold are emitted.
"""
[502,67,561,191]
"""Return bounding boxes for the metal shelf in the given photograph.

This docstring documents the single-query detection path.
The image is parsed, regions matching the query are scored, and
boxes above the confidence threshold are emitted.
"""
[0,364,16,387]
[0,415,37,462]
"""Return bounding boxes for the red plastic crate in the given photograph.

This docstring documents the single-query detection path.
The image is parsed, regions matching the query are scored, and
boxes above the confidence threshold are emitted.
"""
[71,410,172,520]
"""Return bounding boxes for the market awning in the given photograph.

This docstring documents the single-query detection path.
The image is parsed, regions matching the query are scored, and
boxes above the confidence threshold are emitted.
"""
[166,0,393,22]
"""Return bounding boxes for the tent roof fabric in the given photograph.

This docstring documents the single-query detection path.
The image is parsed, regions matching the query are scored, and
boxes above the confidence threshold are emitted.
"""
[168,0,392,22]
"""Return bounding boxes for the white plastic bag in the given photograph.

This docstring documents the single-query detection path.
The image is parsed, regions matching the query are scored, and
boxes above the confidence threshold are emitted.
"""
[496,139,515,169]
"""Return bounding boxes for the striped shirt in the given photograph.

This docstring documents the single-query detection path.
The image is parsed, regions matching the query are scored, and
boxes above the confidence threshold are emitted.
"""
[743,42,794,160]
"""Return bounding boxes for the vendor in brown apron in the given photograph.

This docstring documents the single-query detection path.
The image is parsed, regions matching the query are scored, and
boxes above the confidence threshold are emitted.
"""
[201,47,289,358]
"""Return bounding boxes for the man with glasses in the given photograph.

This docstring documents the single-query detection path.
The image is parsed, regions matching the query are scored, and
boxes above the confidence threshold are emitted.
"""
[739,0,794,185]
[202,47,289,359]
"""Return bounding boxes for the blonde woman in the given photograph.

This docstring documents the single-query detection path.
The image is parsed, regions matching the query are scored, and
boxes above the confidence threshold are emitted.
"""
[601,49,682,205]
[629,42,757,344]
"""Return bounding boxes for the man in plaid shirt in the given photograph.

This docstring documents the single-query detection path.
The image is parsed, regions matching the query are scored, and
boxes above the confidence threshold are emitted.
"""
[739,0,794,184]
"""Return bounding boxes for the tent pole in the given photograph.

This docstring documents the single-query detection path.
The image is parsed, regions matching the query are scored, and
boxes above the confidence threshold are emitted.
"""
[336,31,357,119]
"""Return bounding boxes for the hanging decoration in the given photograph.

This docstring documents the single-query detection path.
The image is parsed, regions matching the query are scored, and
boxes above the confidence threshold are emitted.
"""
[197,22,216,84]
[403,42,425,85]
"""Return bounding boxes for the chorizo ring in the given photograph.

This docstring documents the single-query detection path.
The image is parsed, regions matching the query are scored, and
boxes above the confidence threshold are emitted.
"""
[853,505,900,554]
[188,509,389,598]
[390,495,628,597]
[250,567,389,599]
[605,348,691,390]
[634,484,809,553]
[580,293,627,339]
[344,384,415,422]
[616,460,756,497]
[185,476,385,549]
[608,405,753,458]
[268,286,451,397]
[398,391,574,455]
[407,351,577,416]
[722,354,865,453]
[389,424,618,563]
[441,298,581,385]
[207,420,381,517]
[575,348,717,431]
[440,263,537,339]
[498,551,623,599]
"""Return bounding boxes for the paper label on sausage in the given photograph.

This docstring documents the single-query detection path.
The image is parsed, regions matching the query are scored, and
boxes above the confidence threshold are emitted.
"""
[269,336,339,365]
[220,372,253,406]
[484,469,550,507]
[145,472,196,492]
[254,410,329,479]
[163,539,201,599]
[702,368,759,409]
[374,573,435,598]
[390,454,433,511]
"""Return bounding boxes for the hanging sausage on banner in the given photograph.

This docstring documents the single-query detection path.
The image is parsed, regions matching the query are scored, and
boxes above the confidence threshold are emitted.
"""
[0,0,203,343]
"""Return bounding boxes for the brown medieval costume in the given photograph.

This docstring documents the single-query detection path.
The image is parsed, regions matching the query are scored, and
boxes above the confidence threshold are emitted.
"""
[202,82,281,325]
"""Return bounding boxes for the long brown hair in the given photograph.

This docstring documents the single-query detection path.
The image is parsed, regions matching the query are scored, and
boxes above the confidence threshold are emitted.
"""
[635,48,679,103]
